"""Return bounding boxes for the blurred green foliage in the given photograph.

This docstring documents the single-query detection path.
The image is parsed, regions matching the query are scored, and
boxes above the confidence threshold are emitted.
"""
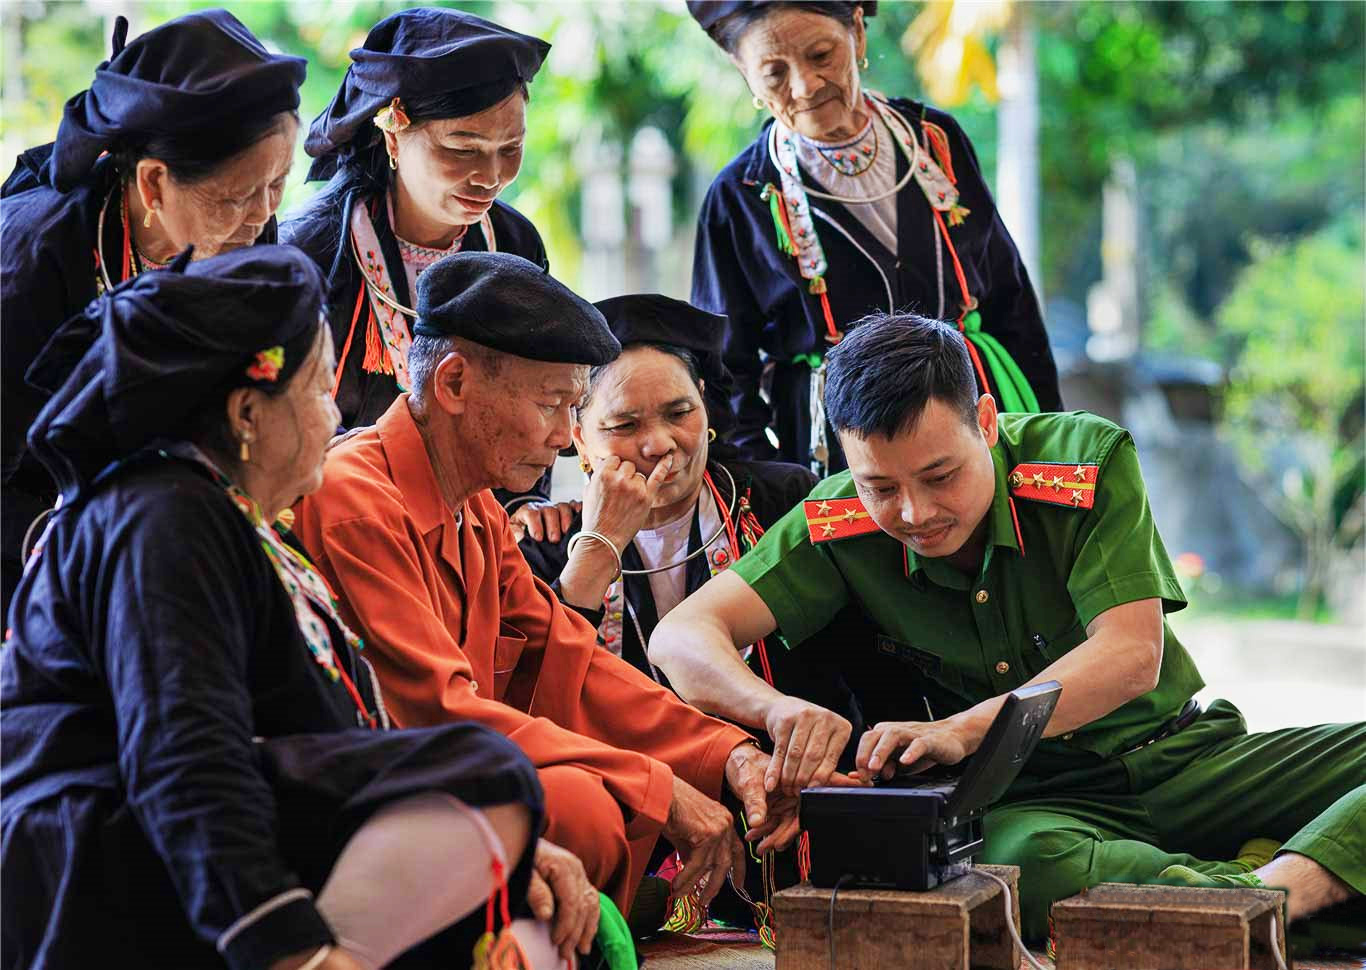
[1216,215,1365,613]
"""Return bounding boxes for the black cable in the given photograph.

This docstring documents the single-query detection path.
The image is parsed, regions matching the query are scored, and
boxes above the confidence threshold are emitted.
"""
[829,874,855,970]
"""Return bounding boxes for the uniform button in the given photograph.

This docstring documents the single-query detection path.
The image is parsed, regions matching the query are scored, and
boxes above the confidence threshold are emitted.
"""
[975,589,990,604]
[470,680,479,693]
[1063,732,1075,741]
[995,660,1010,675]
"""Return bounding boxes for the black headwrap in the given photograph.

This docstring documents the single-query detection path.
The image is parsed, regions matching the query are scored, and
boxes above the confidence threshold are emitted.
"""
[592,294,738,442]
[304,7,550,182]
[414,252,619,366]
[686,1,876,41]
[49,9,306,192]
[27,245,325,499]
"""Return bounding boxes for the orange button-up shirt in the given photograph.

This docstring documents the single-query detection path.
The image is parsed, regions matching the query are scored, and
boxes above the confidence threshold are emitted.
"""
[293,397,749,838]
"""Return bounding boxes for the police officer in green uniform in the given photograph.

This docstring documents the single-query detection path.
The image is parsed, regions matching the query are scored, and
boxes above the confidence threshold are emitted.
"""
[650,312,1365,941]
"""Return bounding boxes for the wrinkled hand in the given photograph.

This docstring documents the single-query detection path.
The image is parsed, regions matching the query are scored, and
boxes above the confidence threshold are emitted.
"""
[725,744,804,855]
[763,696,853,796]
[269,945,366,970]
[662,774,746,908]
[511,500,581,543]
[581,453,673,550]
[855,719,973,780]
[527,838,600,961]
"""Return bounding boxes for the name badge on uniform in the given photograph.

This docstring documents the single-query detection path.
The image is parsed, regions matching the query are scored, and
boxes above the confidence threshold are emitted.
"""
[875,634,943,677]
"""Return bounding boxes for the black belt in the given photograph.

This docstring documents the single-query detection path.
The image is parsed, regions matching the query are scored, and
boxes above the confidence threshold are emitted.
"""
[1120,699,1202,756]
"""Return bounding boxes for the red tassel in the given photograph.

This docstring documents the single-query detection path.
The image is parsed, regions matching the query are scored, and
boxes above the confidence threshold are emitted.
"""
[360,304,393,376]
[920,121,958,184]
[333,285,367,397]
[754,640,774,685]
[818,290,842,344]
[473,857,530,970]
[962,335,995,401]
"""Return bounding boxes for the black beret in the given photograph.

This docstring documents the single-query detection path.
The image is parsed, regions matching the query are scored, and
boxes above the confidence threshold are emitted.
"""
[305,7,549,182]
[28,245,326,498]
[592,294,737,439]
[686,1,876,39]
[51,10,306,191]
[414,253,619,366]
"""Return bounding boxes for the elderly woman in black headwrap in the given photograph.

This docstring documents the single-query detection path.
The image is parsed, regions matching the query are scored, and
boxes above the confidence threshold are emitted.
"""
[686,1,1062,474]
[0,246,572,970]
[0,10,306,613]
[520,295,818,682]
[283,7,550,437]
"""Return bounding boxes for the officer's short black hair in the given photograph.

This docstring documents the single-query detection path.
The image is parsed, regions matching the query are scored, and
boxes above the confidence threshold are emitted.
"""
[824,312,979,440]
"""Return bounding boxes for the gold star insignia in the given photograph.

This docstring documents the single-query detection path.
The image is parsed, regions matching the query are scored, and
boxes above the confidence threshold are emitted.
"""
[821,522,837,537]
[1031,472,1045,488]
[1074,465,1088,481]
[843,508,858,522]
[1071,490,1085,506]
[1050,475,1064,491]
[816,500,832,515]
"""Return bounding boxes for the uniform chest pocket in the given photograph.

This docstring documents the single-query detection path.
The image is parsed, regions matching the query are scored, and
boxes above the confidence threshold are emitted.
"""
[494,625,527,680]
[1026,618,1088,675]
[873,634,964,693]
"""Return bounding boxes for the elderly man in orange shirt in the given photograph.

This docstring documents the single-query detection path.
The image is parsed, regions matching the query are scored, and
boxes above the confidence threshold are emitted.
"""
[294,252,796,961]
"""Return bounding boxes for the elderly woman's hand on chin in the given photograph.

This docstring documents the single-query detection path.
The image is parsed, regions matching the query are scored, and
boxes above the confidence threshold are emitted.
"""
[555,453,674,610]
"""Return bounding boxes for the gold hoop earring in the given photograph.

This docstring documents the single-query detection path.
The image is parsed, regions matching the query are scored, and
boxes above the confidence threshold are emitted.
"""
[239,437,251,463]
[579,455,592,475]
[143,203,158,229]
[707,428,717,442]
[388,153,398,171]
[860,56,869,70]
[752,95,766,111]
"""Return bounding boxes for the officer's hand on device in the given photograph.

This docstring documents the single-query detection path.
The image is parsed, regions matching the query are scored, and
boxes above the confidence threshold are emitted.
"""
[763,695,854,796]
[856,719,974,780]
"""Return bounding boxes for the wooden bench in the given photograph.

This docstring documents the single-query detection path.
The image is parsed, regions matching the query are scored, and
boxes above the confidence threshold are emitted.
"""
[1052,882,1289,970]
[772,864,1021,970]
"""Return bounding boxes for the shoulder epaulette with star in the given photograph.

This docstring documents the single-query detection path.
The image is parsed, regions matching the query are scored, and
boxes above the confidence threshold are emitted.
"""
[1008,461,1099,510]
[804,496,880,543]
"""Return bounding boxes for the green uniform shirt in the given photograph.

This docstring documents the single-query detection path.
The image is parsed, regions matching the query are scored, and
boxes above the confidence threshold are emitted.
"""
[731,411,1205,763]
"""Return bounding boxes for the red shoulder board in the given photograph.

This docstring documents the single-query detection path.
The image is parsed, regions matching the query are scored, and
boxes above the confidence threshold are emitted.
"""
[1009,462,1099,510]
[804,496,880,544]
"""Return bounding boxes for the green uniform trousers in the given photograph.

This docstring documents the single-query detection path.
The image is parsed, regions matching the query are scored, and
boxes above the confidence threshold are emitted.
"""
[979,700,1366,938]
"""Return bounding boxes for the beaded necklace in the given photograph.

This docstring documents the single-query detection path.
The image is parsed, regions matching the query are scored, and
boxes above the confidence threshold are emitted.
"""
[804,116,879,178]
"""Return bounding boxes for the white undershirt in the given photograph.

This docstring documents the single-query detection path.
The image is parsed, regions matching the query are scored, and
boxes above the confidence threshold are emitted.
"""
[794,112,899,256]
[631,484,723,621]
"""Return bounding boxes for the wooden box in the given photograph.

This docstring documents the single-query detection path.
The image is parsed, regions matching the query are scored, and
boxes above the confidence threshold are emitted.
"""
[1052,882,1288,970]
[772,864,1021,970]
